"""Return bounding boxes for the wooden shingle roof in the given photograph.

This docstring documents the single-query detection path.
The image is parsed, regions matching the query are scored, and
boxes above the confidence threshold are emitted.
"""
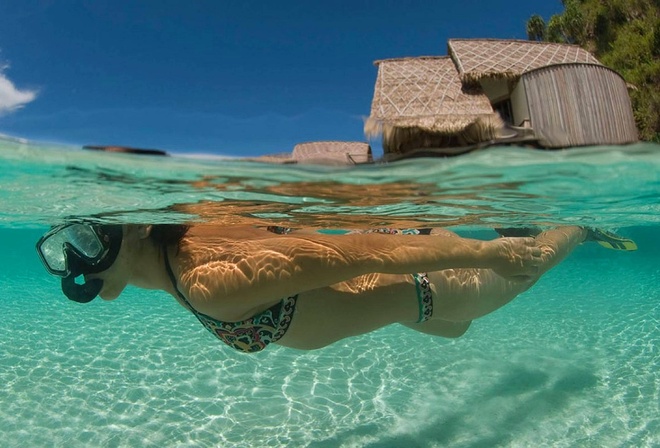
[448,39,602,84]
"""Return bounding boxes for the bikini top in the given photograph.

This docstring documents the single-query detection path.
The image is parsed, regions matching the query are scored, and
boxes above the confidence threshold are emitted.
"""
[163,249,297,353]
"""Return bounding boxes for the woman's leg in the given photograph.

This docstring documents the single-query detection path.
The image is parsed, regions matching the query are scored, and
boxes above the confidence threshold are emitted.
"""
[401,319,472,338]
[277,273,422,350]
[429,226,587,322]
[280,269,478,349]
[278,226,587,349]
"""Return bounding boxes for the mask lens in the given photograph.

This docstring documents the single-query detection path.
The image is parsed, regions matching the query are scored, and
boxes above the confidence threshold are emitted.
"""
[37,224,105,275]
[63,225,104,258]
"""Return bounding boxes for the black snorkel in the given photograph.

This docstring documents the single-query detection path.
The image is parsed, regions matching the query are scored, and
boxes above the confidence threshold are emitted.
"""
[62,271,104,303]
[60,225,123,303]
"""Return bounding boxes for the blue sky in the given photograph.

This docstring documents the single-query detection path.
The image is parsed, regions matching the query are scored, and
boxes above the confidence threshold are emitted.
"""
[0,1,562,157]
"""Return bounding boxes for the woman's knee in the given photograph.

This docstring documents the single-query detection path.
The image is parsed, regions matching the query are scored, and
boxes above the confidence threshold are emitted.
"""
[439,320,471,338]
[403,319,472,338]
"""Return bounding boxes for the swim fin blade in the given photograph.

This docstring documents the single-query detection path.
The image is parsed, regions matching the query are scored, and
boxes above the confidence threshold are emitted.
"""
[587,229,638,251]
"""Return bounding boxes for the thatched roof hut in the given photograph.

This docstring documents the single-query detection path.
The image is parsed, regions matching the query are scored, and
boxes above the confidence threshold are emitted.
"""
[244,153,297,164]
[365,39,635,153]
[448,38,602,84]
[292,141,373,164]
[245,141,372,165]
[365,57,503,155]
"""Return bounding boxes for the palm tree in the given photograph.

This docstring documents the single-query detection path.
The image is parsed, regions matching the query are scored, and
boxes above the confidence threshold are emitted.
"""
[526,14,546,41]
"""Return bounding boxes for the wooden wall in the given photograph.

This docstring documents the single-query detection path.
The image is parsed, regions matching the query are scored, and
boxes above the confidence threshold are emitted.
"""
[523,64,638,148]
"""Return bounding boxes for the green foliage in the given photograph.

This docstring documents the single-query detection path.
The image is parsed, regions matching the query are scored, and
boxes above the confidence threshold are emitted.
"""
[547,15,566,43]
[527,14,546,41]
[562,0,586,43]
[652,18,660,57]
[526,0,660,141]
[542,0,586,43]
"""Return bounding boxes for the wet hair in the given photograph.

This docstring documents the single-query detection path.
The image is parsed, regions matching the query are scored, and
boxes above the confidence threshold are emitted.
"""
[149,224,190,248]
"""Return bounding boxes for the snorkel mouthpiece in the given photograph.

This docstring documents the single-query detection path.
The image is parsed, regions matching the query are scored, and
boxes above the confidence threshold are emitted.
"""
[61,275,103,304]
[59,242,109,303]
[52,225,123,303]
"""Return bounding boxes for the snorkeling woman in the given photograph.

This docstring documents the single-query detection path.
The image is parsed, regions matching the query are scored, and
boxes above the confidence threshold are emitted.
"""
[36,223,635,353]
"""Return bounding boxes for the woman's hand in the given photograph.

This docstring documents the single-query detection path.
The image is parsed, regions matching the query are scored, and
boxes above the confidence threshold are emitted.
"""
[486,237,544,282]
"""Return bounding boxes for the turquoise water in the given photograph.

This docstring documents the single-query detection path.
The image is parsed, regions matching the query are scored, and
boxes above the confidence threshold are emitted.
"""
[1,137,659,447]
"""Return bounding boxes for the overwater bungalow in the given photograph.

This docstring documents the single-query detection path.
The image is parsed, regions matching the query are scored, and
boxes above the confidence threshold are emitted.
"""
[366,39,638,156]
[292,141,373,164]
[247,141,373,165]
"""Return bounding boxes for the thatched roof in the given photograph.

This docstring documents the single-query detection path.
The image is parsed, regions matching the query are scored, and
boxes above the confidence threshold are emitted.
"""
[243,153,297,164]
[244,142,372,165]
[292,141,372,164]
[448,39,602,84]
[365,57,503,154]
[365,57,497,137]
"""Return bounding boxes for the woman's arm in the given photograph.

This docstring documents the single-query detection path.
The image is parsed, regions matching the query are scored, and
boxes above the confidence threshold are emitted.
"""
[178,231,542,319]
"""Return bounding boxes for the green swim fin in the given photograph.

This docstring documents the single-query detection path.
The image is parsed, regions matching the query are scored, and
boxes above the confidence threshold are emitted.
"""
[587,228,638,251]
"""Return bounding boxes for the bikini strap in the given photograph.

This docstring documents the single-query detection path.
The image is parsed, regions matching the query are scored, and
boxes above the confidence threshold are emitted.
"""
[163,247,197,312]
[413,273,433,323]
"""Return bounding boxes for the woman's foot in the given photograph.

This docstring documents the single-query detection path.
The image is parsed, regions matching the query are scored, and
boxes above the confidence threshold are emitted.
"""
[495,226,637,251]
[585,228,638,251]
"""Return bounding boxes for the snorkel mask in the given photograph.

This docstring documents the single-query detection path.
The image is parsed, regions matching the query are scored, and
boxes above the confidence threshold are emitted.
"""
[36,223,123,303]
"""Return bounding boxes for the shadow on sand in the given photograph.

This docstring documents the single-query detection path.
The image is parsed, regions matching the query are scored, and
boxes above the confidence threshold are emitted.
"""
[309,366,599,448]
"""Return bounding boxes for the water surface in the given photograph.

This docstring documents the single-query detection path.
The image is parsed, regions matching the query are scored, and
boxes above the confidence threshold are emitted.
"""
[1,137,658,447]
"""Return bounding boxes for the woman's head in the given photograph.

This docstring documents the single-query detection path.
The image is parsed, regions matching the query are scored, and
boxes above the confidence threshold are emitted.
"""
[148,224,190,248]
[37,223,190,303]
[93,224,189,301]
[36,223,124,302]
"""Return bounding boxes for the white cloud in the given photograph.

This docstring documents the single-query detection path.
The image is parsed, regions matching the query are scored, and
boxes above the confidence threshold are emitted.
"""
[0,68,38,114]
